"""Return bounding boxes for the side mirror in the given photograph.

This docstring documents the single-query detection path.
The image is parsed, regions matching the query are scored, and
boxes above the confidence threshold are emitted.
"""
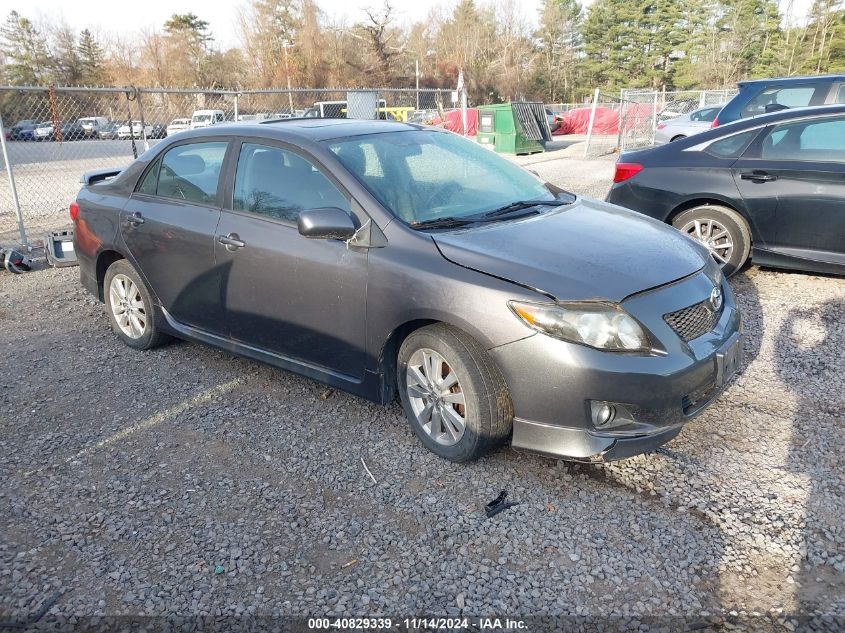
[297,207,356,240]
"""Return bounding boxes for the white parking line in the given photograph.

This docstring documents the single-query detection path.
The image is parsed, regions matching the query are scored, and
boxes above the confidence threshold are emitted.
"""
[22,378,243,478]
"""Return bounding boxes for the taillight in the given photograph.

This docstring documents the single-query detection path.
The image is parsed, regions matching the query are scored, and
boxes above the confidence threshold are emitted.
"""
[613,163,644,183]
[710,117,719,128]
[69,201,79,221]
[656,122,666,130]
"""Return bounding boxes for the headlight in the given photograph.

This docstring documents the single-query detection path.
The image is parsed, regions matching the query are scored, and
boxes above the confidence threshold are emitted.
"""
[508,301,652,352]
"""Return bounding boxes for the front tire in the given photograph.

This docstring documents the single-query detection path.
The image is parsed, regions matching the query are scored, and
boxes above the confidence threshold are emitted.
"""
[104,259,169,350]
[672,204,751,276]
[397,324,513,463]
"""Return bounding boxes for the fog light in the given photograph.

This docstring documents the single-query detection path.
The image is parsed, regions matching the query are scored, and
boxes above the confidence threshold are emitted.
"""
[594,403,616,427]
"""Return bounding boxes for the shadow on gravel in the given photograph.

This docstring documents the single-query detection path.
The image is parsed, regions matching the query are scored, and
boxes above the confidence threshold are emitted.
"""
[777,298,845,622]
[730,269,764,367]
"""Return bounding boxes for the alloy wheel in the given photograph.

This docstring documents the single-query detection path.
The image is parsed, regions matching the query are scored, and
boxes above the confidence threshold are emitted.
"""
[679,217,734,266]
[406,348,467,446]
[109,274,147,339]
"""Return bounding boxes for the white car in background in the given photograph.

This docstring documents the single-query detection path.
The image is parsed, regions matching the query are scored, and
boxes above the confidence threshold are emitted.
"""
[190,109,225,129]
[654,105,723,144]
[117,121,152,140]
[78,116,110,137]
[33,122,54,141]
[166,118,191,136]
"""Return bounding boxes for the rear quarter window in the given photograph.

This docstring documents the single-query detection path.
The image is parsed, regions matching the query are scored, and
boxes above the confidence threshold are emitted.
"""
[705,130,758,158]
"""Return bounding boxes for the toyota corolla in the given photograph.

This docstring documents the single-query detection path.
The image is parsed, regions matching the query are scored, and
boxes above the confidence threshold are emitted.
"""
[72,119,742,463]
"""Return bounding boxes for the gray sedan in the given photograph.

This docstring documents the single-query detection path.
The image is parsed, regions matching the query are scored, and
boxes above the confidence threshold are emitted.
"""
[654,105,723,144]
[72,120,742,463]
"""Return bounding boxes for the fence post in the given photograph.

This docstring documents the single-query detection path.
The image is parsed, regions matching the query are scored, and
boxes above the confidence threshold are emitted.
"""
[135,88,149,152]
[616,98,626,154]
[584,88,600,158]
[651,91,659,145]
[0,112,27,247]
[234,93,239,121]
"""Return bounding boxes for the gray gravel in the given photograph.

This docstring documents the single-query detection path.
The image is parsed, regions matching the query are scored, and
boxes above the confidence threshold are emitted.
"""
[1,254,844,628]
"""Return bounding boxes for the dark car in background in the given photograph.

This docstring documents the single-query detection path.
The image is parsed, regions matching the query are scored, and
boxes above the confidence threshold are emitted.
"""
[71,119,741,464]
[713,74,845,127]
[149,123,168,139]
[9,119,37,140]
[607,105,845,276]
[98,121,122,139]
[60,122,88,140]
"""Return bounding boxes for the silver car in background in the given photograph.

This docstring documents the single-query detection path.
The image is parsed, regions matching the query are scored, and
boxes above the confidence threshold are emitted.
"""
[654,105,723,144]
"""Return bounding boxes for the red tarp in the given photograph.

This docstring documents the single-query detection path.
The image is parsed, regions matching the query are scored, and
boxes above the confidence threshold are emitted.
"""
[552,104,655,136]
[433,108,478,136]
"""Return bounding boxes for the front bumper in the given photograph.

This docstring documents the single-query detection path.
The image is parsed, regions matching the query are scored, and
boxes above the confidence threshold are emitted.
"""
[490,270,741,461]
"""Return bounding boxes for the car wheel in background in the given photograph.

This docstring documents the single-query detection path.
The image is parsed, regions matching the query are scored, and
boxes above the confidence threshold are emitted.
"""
[670,134,687,142]
[104,259,169,350]
[672,204,751,276]
[397,323,513,462]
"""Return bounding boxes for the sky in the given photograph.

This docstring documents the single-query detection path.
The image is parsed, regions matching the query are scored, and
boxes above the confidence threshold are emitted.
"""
[17,0,815,50]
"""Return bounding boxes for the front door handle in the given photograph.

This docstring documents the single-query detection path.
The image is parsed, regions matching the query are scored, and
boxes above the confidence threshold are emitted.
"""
[126,211,145,226]
[740,171,778,183]
[217,233,246,251]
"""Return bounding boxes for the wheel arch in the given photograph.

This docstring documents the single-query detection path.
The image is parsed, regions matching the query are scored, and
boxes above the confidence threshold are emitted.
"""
[94,249,126,302]
[377,319,439,403]
[376,317,505,405]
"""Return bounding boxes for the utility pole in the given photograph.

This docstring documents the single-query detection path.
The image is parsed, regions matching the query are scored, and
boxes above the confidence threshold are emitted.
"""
[415,59,420,110]
[282,42,294,114]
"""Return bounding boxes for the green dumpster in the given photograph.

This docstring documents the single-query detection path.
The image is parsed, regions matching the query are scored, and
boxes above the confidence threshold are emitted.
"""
[476,102,551,155]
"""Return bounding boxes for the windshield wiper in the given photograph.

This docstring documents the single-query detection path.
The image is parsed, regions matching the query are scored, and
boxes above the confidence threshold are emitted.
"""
[409,217,476,230]
[482,198,571,218]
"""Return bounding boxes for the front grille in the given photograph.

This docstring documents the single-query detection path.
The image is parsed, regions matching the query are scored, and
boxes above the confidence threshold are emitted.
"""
[664,300,722,342]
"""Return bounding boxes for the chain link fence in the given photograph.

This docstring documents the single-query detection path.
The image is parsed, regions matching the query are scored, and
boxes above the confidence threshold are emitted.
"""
[567,88,740,157]
[0,85,453,247]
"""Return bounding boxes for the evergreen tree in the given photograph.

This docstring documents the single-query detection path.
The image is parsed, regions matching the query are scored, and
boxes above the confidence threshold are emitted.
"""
[794,0,845,73]
[78,28,104,84]
[534,0,582,102]
[0,11,53,85]
[53,25,83,85]
[582,0,685,90]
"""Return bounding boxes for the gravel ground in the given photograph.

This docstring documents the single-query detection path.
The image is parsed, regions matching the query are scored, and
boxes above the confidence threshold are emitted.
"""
[2,256,843,630]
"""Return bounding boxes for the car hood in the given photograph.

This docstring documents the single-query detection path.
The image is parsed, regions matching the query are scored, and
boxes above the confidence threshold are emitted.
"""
[433,198,707,302]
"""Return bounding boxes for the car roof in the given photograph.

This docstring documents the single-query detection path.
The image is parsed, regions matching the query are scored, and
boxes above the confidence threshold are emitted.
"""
[716,103,845,129]
[738,74,845,87]
[178,118,426,143]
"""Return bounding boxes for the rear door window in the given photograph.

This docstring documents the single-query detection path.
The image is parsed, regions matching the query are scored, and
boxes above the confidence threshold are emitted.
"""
[156,142,228,204]
[833,84,845,104]
[741,85,823,118]
[761,116,845,163]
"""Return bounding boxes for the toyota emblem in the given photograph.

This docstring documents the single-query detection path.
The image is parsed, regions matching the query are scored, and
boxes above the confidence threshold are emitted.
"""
[710,286,723,311]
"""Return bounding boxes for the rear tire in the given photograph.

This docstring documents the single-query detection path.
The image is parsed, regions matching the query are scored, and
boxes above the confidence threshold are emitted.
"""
[104,259,169,350]
[397,324,513,463]
[672,204,751,276]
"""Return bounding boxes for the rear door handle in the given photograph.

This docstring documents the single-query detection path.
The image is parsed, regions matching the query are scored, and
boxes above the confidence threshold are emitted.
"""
[741,172,778,182]
[126,211,145,226]
[217,233,246,251]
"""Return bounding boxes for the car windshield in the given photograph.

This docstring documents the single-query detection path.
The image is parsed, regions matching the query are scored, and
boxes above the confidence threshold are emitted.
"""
[327,130,556,225]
